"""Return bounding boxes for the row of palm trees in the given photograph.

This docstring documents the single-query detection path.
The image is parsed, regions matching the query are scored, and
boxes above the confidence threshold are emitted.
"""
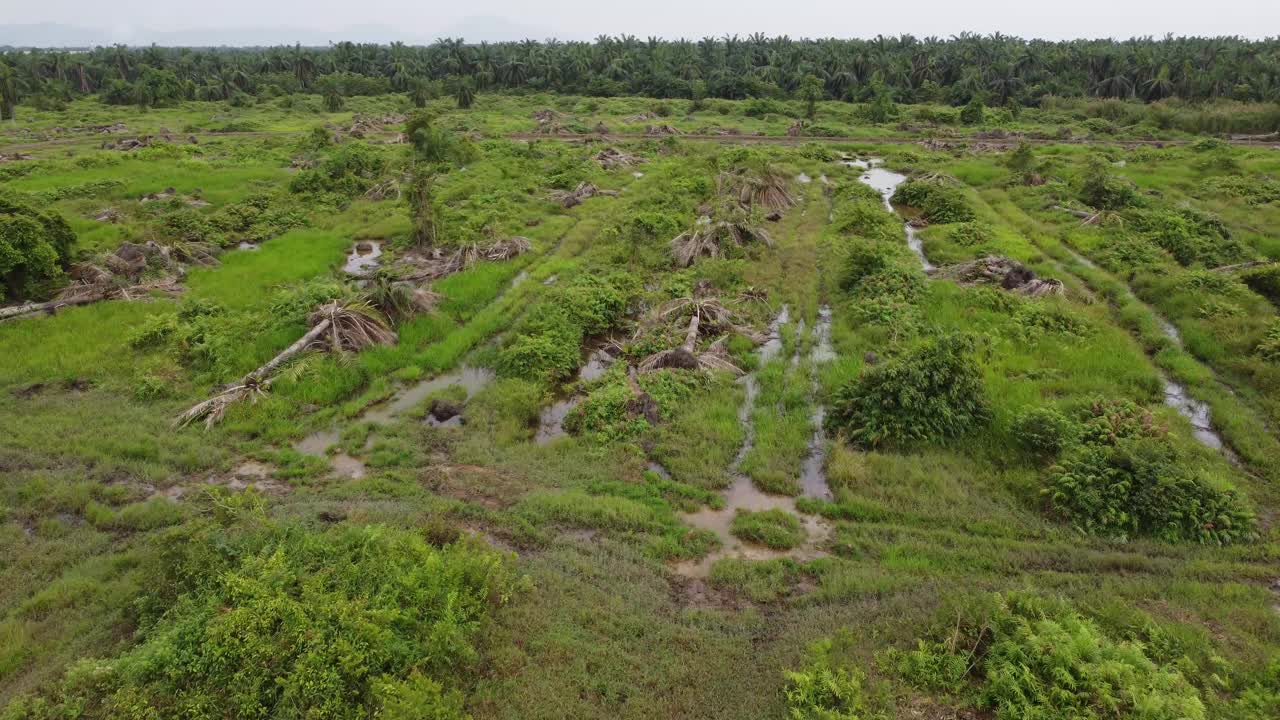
[3,33,1279,105]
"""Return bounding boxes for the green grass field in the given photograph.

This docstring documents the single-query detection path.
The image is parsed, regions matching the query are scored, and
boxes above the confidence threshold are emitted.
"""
[3,93,1280,720]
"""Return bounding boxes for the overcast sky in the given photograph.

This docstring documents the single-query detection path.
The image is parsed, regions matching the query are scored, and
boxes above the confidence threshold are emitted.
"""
[7,0,1280,44]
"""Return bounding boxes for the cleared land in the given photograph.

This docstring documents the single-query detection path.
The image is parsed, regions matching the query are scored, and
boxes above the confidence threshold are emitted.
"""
[2,93,1280,719]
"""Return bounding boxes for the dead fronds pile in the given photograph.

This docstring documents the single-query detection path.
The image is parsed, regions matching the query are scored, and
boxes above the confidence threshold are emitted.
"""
[934,256,1065,297]
[637,295,744,374]
[549,182,619,208]
[532,109,564,126]
[645,124,682,136]
[365,175,406,201]
[0,153,35,163]
[717,164,796,213]
[671,215,773,267]
[594,147,643,170]
[623,111,658,123]
[484,236,532,261]
[399,237,532,281]
[93,208,120,223]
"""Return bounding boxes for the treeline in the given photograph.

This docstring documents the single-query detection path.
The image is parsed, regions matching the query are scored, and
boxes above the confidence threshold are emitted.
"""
[2,33,1280,115]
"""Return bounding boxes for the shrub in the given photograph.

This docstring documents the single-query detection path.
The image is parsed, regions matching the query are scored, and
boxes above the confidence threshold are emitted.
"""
[948,221,993,246]
[0,188,75,301]
[1257,321,1280,362]
[1013,301,1092,339]
[1013,406,1079,458]
[1126,206,1248,267]
[496,326,582,383]
[959,96,985,125]
[497,275,630,384]
[1240,265,1280,303]
[730,509,806,549]
[827,334,990,448]
[784,639,886,720]
[832,200,902,242]
[890,180,975,223]
[888,592,1208,720]
[1078,156,1137,210]
[1047,436,1254,543]
[38,522,520,719]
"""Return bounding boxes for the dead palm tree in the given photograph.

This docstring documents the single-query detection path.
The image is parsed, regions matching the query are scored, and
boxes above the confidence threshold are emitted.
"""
[176,301,396,429]
[638,295,743,374]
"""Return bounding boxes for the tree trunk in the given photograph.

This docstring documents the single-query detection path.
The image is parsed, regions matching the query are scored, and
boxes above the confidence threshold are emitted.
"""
[681,309,701,353]
[1211,260,1276,274]
[1052,205,1094,220]
[243,318,331,383]
[0,292,110,322]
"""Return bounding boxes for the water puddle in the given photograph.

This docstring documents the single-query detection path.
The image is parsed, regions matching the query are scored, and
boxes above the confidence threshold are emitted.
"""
[535,397,579,444]
[853,161,934,271]
[237,241,259,251]
[800,306,835,501]
[343,240,382,276]
[534,348,616,444]
[363,366,495,426]
[509,270,529,289]
[632,171,645,178]
[796,172,812,184]
[674,306,831,578]
[294,367,495,477]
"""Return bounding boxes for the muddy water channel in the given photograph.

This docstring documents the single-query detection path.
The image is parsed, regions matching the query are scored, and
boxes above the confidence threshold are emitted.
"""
[293,366,495,477]
[847,157,933,271]
[1058,246,1230,454]
[675,306,834,577]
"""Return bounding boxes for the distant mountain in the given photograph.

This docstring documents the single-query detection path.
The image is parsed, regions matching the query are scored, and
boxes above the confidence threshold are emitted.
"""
[0,17,562,49]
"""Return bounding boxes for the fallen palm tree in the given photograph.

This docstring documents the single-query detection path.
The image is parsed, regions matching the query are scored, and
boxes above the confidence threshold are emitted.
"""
[637,295,745,374]
[549,182,619,208]
[1,244,194,323]
[671,213,773,267]
[594,147,642,170]
[400,237,532,281]
[176,301,396,429]
[934,255,1065,297]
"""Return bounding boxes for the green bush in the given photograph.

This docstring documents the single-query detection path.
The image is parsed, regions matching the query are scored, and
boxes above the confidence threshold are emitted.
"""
[498,276,629,383]
[832,199,902,242]
[730,509,807,549]
[1078,156,1137,210]
[0,188,75,301]
[827,334,990,448]
[33,522,519,720]
[888,592,1207,720]
[890,180,975,223]
[1126,206,1248,267]
[1047,436,1254,543]
[948,221,994,246]
[784,639,886,720]
[1258,321,1280,362]
[496,326,582,383]
[1240,265,1280,303]
[1013,406,1080,458]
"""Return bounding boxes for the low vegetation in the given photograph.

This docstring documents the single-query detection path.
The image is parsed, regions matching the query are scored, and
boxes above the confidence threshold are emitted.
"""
[2,72,1279,720]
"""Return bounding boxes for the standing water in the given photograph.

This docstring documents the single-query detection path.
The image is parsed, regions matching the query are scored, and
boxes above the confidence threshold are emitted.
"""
[343,240,383,276]
[799,306,835,500]
[674,306,831,577]
[852,160,934,271]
